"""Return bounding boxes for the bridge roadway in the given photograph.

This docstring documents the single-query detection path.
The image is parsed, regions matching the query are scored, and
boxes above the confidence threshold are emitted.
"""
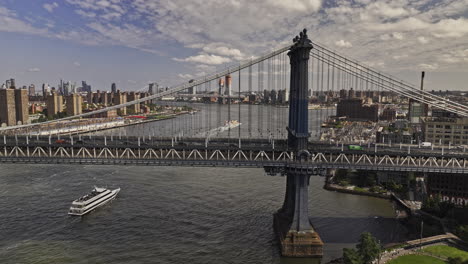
[1,136,467,174]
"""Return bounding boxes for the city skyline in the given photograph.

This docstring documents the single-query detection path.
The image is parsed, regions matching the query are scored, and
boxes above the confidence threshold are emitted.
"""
[1,0,468,91]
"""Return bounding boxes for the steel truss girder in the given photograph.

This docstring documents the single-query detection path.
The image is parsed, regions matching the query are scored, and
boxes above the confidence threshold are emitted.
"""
[1,146,467,173]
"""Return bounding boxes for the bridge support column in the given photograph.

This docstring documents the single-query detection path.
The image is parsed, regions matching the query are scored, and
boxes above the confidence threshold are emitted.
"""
[274,173,323,257]
[273,28,323,257]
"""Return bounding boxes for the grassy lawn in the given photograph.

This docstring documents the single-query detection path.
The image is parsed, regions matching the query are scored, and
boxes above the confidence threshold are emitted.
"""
[387,254,445,264]
[422,245,468,261]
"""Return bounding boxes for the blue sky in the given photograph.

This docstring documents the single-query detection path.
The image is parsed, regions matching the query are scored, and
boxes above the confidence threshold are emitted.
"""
[0,0,467,91]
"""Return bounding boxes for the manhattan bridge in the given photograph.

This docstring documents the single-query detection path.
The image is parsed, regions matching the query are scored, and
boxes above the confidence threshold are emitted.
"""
[1,29,468,257]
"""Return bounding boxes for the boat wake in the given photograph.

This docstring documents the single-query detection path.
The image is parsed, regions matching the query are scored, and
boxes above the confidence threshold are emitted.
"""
[196,120,241,137]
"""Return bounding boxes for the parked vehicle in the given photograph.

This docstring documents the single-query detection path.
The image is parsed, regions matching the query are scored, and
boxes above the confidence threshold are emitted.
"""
[348,145,363,150]
[421,142,432,147]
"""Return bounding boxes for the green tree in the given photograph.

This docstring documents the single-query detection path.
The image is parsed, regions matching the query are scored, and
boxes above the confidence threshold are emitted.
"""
[343,248,361,264]
[456,225,468,242]
[422,194,454,218]
[335,169,348,182]
[356,232,381,264]
[358,171,376,187]
[447,257,468,264]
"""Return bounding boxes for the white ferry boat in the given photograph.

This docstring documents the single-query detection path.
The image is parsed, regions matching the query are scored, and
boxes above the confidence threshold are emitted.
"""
[68,187,120,216]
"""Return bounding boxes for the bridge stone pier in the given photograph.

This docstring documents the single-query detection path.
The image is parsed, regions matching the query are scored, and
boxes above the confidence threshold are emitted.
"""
[272,29,323,257]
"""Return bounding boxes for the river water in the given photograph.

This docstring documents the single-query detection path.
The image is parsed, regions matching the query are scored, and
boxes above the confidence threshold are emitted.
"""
[0,104,409,264]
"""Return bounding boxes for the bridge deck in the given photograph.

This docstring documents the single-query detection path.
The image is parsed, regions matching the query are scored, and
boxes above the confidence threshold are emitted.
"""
[1,137,467,173]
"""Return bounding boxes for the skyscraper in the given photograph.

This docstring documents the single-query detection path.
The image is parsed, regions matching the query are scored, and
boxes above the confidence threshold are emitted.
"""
[14,88,29,125]
[42,83,50,98]
[62,81,72,96]
[148,83,158,95]
[187,80,196,95]
[127,92,140,114]
[66,94,83,116]
[46,93,64,118]
[81,81,92,93]
[113,92,127,115]
[218,78,224,104]
[0,88,16,126]
[224,75,232,96]
[9,78,15,89]
[408,99,424,124]
[28,84,35,96]
[111,83,117,93]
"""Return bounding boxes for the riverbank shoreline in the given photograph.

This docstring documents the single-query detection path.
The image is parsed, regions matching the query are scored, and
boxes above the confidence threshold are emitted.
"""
[324,182,392,200]
[77,114,178,136]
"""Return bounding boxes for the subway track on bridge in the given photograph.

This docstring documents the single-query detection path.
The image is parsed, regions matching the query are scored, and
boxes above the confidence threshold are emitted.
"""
[1,136,468,174]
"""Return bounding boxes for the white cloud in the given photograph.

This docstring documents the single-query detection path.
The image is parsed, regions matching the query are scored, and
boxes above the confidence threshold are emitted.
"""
[366,2,415,18]
[431,18,468,38]
[73,61,81,67]
[173,54,232,65]
[178,73,194,79]
[392,32,404,40]
[418,36,429,44]
[393,54,408,60]
[380,32,404,40]
[366,17,428,31]
[203,45,243,60]
[380,34,391,41]
[43,2,59,13]
[419,63,438,70]
[86,22,163,54]
[101,12,121,20]
[0,6,49,36]
[28,67,40,72]
[75,9,96,18]
[266,0,322,12]
[366,17,468,39]
[2,0,468,85]
[96,0,111,8]
[335,39,352,48]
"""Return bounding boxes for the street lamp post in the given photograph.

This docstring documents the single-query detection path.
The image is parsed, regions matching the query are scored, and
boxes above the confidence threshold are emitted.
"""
[378,239,382,264]
[420,221,424,251]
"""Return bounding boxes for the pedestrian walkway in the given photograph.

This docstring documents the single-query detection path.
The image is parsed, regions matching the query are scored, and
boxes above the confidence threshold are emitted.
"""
[376,233,463,264]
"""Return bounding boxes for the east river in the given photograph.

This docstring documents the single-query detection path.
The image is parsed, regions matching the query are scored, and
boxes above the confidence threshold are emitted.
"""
[0,105,409,263]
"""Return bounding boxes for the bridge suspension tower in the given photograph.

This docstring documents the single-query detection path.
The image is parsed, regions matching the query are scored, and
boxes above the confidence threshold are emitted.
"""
[273,29,324,257]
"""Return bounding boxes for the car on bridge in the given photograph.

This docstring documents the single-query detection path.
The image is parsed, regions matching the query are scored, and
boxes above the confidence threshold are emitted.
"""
[55,139,67,144]
[348,145,363,150]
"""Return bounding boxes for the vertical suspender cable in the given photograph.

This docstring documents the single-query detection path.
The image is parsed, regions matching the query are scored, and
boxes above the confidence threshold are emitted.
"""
[319,50,324,138]
[267,57,272,137]
[228,72,231,140]
[238,67,241,140]
[330,51,335,131]
[258,61,264,137]
[248,63,252,137]
[315,50,320,137]
[324,52,330,141]
[209,80,212,132]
